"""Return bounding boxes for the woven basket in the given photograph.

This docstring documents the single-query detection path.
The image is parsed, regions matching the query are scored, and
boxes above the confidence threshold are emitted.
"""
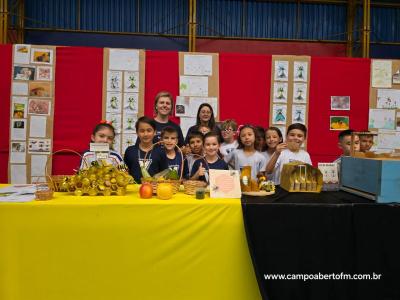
[183,180,207,195]
[35,184,54,200]
[46,149,84,192]
[141,142,184,194]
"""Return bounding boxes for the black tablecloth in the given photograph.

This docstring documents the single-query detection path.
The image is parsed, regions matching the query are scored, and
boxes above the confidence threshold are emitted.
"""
[242,187,400,300]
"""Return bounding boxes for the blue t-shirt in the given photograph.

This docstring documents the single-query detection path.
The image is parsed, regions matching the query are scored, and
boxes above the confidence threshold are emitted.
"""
[124,144,167,183]
[190,157,228,182]
[164,150,189,179]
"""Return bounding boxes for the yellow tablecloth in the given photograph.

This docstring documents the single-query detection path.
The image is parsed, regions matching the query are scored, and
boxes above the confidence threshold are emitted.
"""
[0,185,261,300]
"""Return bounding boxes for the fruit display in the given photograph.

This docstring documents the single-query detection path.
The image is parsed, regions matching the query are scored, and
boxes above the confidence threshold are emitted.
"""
[156,183,174,200]
[60,161,134,196]
[257,175,275,193]
[141,168,181,194]
[139,183,153,199]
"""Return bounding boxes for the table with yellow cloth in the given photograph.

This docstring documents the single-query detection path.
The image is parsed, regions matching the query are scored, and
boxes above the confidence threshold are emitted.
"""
[0,185,261,300]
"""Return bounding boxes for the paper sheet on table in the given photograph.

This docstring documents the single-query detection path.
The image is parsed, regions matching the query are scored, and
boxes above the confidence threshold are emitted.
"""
[209,169,241,199]
[31,154,48,177]
[371,60,392,88]
[377,89,400,109]
[109,49,139,71]
[179,117,196,140]
[180,76,208,97]
[10,164,27,184]
[0,184,36,202]
[369,109,396,130]
[189,97,218,117]
[184,54,213,76]
[29,115,47,137]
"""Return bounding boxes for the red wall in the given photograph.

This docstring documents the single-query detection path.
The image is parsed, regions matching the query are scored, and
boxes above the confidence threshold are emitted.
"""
[0,45,370,182]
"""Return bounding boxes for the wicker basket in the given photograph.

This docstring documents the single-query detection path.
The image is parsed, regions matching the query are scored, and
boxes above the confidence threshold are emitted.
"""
[46,149,84,192]
[35,184,54,200]
[141,142,184,194]
[183,180,207,195]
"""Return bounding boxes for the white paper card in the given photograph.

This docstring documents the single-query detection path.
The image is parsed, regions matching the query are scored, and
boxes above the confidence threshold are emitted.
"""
[29,115,47,137]
[28,139,51,154]
[13,44,31,64]
[184,54,213,76]
[122,134,137,155]
[179,117,196,139]
[109,49,139,71]
[272,104,287,125]
[190,97,218,117]
[11,119,27,140]
[274,61,289,81]
[293,61,308,82]
[12,82,29,95]
[293,83,307,103]
[106,113,122,133]
[377,89,400,109]
[123,93,139,114]
[180,76,208,97]
[175,96,190,117]
[124,71,139,93]
[106,92,122,113]
[10,141,26,163]
[10,164,27,184]
[31,155,48,177]
[318,163,339,184]
[12,96,28,119]
[273,82,288,103]
[292,105,307,124]
[369,109,396,130]
[209,169,241,198]
[377,130,400,149]
[107,71,122,92]
[371,60,392,88]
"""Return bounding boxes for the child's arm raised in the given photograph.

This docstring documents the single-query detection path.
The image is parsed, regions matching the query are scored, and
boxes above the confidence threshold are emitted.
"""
[190,162,206,180]
[265,143,287,174]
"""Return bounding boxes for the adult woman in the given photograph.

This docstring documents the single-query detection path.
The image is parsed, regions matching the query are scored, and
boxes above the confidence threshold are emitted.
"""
[185,103,222,144]
[152,91,184,146]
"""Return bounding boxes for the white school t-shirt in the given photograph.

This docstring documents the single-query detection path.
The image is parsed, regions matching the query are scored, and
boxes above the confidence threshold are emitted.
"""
[274,149,312,185]
[232,149,267,180]
[220,140,239,157]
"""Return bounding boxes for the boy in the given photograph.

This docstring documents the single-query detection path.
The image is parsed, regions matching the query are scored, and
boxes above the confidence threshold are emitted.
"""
[220,119,238,157]
[161,126,188,179]
[336,129,360,157]
[359,133,374,152]
[333,129,360,176]
[185,131,204,175]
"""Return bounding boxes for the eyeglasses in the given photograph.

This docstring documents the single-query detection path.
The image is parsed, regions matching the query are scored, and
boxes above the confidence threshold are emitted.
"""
[222,128,233,133]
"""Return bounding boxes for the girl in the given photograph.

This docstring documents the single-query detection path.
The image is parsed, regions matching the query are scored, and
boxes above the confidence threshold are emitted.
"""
[124,116,166,183]
[190,132,228,182]
[185,103,222,144]
[152,91,184,146]
[230,125,267,180]
[265,123,312,185]
[80,121,123,169]
[264,126,284,182]
[255,126,268,157]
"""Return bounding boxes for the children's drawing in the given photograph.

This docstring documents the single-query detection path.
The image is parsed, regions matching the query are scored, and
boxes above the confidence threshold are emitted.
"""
[272,104,287,125]
[294,61,308,82]
[273,82,288,103]
[124,71,139,93]
[292,105,307,124]
[293,83,307,103]
[107,71,122,92]
[274,61,289,81]
[124,93,138,113]
[377,89,400,109]
[106,92,121,113]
